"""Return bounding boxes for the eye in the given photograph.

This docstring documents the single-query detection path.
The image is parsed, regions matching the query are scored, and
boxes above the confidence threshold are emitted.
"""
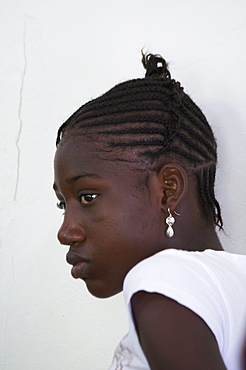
[57,201,66,210]
[80,194,98,204]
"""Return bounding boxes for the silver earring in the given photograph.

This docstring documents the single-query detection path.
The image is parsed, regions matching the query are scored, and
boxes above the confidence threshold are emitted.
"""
[166,207,176,238]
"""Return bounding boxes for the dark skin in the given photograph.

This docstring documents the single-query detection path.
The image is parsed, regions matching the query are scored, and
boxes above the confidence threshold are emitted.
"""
[131,293,227,370]
[54,136,225,369]
[244,336,246,370]
[129,300,227,370]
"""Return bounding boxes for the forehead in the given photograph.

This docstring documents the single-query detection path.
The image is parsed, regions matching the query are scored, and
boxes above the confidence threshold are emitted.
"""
[54,136,150,188]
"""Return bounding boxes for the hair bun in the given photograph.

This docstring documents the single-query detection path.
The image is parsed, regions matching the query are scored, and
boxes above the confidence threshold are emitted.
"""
[142,52,171,79]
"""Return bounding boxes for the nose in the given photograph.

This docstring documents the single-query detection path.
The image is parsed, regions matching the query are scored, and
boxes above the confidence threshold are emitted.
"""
[57,214,86,245]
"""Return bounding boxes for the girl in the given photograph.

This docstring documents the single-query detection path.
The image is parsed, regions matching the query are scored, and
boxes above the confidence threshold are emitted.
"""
[53,53,246,369]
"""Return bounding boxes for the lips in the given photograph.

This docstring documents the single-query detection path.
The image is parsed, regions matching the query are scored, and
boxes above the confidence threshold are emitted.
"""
[71,261,89,279]
[66,252,90,279]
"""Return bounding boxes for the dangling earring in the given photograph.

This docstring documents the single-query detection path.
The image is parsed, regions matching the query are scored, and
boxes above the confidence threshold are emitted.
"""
[165,207,178,238]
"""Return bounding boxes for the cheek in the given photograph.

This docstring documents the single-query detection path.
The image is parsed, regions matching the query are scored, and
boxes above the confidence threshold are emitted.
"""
[87,192,163,252]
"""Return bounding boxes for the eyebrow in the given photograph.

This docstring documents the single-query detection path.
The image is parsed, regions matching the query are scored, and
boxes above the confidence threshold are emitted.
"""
[53,173,101,191]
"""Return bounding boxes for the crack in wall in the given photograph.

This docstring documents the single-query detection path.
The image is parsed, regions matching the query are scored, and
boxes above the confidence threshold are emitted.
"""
[14,19,27,201]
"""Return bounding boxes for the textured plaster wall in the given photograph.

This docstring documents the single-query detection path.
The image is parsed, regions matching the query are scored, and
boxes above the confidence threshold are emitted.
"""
[0,1,246,369]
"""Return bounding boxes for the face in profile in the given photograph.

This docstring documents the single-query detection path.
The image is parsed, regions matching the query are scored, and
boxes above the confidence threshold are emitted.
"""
[54,136,166,298]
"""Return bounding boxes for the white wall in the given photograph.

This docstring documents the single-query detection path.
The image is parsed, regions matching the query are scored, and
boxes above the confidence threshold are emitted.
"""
[1,1,246,369]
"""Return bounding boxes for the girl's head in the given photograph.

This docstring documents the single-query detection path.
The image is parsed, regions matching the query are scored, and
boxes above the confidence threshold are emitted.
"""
[56,53,222,229]
[54,53,223,298]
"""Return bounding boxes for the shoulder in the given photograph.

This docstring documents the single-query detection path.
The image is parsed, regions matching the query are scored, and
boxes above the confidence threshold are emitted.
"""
[124,248,246,289]
[124,248,246,306]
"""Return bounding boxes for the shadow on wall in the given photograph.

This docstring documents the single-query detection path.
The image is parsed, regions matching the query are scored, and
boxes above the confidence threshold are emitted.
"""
[205,100,246,254]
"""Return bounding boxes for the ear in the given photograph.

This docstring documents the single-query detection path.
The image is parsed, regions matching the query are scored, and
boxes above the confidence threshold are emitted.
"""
[157,163,188,212]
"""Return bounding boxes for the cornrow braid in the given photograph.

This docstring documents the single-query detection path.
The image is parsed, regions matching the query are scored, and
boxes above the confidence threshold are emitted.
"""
[56,53,223,229]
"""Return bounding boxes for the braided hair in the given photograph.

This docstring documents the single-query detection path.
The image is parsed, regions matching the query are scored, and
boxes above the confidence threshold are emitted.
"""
[56,53,223,229]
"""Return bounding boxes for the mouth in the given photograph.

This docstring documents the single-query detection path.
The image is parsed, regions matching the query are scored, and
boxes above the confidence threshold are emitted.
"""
[66,252,90,279]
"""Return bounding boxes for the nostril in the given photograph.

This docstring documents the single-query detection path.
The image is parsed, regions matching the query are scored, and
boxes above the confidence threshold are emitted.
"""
[57,231,70,245]
[57,228,69,245]
[57,223,86,245]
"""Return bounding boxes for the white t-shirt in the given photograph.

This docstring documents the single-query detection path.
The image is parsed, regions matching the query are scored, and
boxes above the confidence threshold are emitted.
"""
[109,249,246,370]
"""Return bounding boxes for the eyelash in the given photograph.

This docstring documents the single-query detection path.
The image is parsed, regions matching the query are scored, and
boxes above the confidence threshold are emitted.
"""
[56,194,98,211]
[57,201,66,210]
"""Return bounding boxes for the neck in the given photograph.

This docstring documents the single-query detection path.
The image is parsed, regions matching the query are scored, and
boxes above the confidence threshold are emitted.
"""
[167,218,223,252]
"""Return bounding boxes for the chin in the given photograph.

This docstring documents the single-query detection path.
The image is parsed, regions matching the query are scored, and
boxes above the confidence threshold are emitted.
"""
[85,280,122,299]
